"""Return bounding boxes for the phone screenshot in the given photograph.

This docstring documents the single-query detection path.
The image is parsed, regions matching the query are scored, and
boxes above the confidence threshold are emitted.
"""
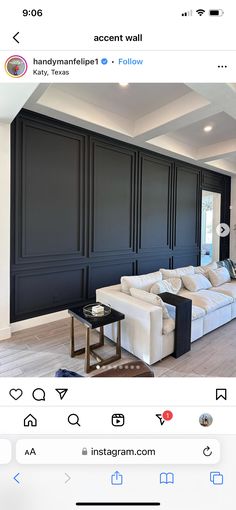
[0,1,236,508]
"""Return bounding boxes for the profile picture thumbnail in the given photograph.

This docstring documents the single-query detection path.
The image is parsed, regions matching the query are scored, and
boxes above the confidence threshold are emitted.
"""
[5,55,28,78]
[199,413,213,427]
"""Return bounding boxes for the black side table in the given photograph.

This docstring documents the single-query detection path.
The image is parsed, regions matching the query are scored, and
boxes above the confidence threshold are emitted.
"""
[68,305,125,373]
[159,292,192,358]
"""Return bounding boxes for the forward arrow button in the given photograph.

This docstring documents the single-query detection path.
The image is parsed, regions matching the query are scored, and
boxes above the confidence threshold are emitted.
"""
[65,472,71,484]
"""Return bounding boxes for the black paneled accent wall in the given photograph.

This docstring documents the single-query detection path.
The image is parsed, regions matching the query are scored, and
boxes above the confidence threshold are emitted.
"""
[11,110,231,322]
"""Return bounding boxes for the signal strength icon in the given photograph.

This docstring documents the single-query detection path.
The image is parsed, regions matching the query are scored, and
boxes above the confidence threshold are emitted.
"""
[182,10,193,16]
[196,9,206,16]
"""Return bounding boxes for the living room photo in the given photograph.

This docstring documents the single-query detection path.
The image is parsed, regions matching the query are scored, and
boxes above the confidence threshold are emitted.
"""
[1,82,236,377]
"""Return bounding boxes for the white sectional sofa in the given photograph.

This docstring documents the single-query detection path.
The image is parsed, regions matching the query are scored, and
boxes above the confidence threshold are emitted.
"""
[96,262,236,365]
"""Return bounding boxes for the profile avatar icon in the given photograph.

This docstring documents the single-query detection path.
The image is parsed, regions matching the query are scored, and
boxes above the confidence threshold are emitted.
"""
[13,65,20,75]
[5,55,28,78]
[199,413,213,427]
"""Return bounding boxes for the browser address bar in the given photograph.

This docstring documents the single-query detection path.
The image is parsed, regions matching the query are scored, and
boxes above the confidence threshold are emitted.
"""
[16,439,220,464]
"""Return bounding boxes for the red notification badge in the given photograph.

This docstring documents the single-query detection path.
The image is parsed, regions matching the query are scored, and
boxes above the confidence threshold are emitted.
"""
[162,410,173,421]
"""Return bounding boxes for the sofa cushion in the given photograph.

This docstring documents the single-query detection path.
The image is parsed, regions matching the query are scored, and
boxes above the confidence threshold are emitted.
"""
[217,259,236,279]
[121,271,162,294]
[192,305,206,320]
[208,267,231,287]
[166,303,205,321]
[162,318,175,335]
[194,261,217,275]
[130,287,170,318]
[160,266,194,279]
[182,274,211,292]
[210,280,236,300]
[150,277,182,295]
[178,288,233,313]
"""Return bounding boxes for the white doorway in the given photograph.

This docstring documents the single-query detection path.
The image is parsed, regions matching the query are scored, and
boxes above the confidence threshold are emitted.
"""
[201,190,221,265]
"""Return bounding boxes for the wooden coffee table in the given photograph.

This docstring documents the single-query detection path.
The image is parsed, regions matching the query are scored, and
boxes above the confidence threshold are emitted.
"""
[68,305,125,374]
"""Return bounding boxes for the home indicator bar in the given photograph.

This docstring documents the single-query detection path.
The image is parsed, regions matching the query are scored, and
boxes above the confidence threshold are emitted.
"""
[76,504,161,507]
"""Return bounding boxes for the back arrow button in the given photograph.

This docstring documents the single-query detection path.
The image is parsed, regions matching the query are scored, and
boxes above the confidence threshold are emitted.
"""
[13,472,20,484]
[13,32,20,43]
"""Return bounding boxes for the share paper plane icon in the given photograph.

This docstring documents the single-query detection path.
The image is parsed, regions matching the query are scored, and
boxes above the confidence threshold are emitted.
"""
[55,388,68,400]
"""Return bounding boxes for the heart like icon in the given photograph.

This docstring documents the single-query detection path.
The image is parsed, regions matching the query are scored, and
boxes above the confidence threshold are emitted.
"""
[9,388,23,400]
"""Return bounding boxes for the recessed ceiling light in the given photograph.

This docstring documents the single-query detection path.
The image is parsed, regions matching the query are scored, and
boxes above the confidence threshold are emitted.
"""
[119,82,129,87]
[204,125,213,132]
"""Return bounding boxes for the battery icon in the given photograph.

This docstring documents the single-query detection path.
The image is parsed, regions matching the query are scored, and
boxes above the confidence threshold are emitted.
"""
[209,9,224,16]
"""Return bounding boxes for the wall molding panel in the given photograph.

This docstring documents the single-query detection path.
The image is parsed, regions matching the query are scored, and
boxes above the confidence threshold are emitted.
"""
[89,138,137,258]
[11,109,231,322]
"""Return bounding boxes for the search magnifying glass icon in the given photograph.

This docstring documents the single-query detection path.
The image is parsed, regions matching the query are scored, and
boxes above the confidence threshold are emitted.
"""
[68,413,81,426]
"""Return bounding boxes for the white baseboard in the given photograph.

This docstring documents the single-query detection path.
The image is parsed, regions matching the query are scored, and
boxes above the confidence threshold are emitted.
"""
[10,310,69,333]
[0,327,11,341]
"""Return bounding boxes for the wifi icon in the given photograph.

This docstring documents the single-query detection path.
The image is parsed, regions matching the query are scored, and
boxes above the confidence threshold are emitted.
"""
[196,9,205,16]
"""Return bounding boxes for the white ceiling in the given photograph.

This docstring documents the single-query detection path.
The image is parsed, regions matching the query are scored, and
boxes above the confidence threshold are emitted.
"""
[0,83,38,122]
[56,83,190,120]
[170,112,236,149]
[5,82,236,175]
[226,153,236,163]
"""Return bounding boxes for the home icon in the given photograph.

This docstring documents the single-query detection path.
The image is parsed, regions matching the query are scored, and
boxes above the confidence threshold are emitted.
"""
[24,414,37,427]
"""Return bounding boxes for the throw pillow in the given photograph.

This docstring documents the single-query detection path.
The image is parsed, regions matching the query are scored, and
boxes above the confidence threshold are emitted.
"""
[130,287,170,319]
[194,261,217,275]
[120,271,162,294]
[208,267,231,287]
[217,259,236,279]
[160,266,194,279]
[150,277,182,295]
[182,274,211,292]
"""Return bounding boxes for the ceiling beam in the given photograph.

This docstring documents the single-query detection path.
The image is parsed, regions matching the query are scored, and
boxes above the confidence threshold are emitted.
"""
[197,138,236,162]
[207,158,236,174]
[147,134,196,160]
[133,92,221,141]
[187,83,236,119]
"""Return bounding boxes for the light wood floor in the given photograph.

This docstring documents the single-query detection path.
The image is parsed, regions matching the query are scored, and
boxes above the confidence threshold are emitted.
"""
[0,317,236,377]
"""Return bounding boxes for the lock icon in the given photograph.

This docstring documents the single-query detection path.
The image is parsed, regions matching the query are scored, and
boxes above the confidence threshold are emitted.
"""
[82,447,88,455]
